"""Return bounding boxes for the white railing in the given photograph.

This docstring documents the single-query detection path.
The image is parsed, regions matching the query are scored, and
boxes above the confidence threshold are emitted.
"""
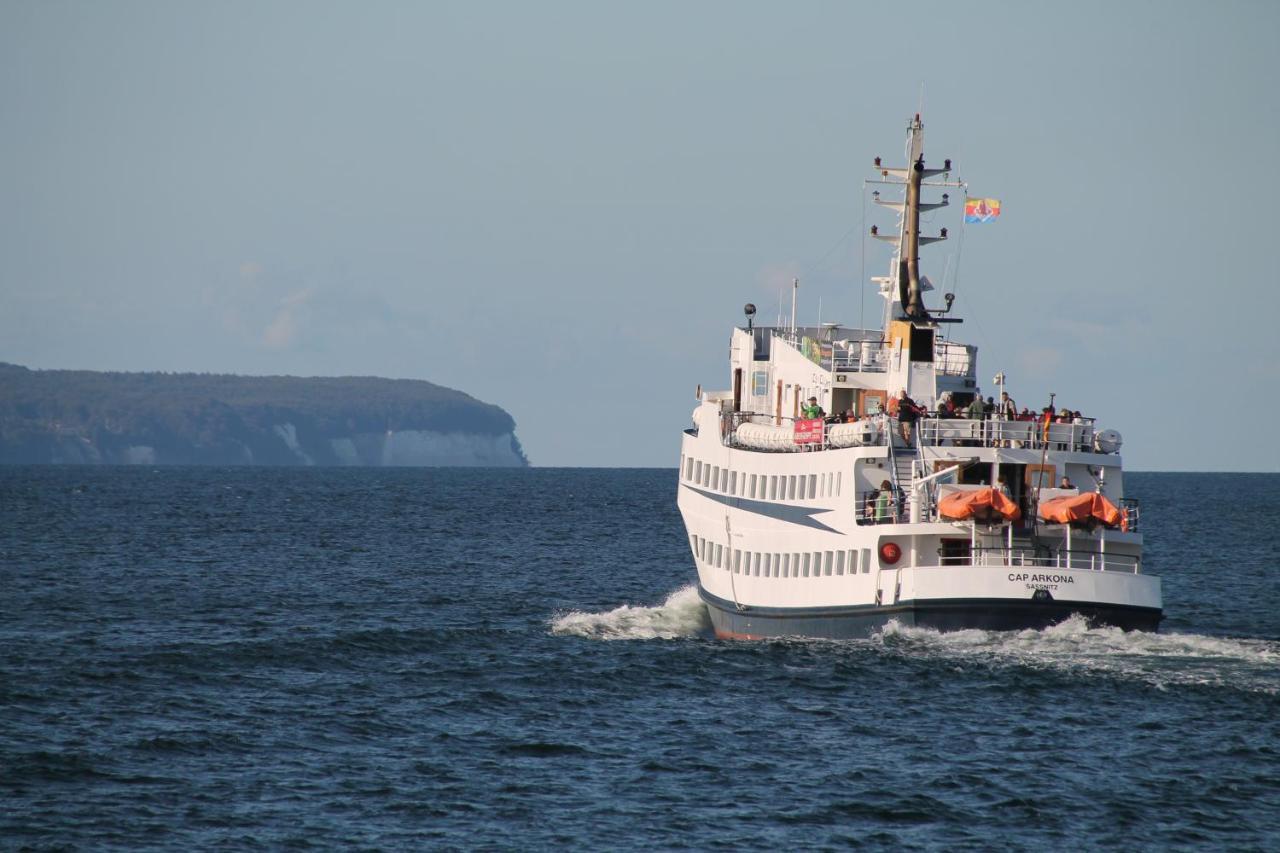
[726,412,1105,455]
[969,547,1141,574]
[934,341,976,377]
[919,416,1096,453]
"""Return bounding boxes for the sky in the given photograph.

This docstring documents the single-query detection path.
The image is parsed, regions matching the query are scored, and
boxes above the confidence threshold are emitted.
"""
[2,0,1278,470]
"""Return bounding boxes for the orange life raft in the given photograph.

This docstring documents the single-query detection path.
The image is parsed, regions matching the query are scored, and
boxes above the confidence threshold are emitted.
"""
[1037,492,1123,527]
[938,488,1022,523]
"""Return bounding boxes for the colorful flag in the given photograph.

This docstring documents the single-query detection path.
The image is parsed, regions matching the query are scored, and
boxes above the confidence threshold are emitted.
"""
[964,197,1001,223]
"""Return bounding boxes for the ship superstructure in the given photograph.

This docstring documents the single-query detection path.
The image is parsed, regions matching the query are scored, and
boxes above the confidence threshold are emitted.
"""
[676,114,1161,639]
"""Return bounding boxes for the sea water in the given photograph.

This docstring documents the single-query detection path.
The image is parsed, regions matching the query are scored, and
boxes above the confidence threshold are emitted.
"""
[2,468,1277,849]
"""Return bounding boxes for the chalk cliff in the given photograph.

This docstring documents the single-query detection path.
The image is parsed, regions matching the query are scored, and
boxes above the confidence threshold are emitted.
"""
[0,363,528,467]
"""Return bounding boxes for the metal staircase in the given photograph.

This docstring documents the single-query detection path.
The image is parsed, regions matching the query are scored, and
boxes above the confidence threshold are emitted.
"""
[891,447,915,493]
[887,433,917,521]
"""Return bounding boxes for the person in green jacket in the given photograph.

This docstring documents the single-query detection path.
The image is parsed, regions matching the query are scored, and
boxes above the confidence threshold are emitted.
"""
[801,396,825,419]
[874,479,895,523]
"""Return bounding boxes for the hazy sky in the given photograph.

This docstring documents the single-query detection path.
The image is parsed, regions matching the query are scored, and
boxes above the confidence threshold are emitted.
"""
[3,1,1278,470]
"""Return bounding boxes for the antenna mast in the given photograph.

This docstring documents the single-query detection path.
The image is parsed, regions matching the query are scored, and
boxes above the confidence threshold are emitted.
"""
[790,277,798,333]
[868,114,961,325]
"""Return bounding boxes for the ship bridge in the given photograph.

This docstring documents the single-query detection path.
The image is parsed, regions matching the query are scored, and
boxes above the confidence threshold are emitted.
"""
[728,323,977,425]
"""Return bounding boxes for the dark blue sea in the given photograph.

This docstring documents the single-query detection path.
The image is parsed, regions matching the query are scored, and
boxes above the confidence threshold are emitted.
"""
[2,468,1278,850]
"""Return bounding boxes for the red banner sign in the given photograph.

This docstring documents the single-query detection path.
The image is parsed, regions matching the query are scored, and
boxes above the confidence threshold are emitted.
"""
[794,418,824,445]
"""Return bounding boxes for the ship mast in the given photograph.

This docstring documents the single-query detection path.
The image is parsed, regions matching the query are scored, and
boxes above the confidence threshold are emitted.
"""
[870,113,957,326]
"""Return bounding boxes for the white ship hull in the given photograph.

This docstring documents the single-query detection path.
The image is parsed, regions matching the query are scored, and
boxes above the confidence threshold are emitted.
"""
[678,421,1161,639]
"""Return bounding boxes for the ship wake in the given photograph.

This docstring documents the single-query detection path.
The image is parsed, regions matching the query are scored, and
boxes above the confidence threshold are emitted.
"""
[550,585,710,640]
[874,615,1280,694]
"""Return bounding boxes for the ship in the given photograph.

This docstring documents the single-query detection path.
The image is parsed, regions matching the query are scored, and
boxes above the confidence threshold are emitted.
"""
[676,113,1161,639]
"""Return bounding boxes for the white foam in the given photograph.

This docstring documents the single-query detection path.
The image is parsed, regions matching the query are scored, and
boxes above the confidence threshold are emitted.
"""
[873,616,1280,694]
[550,585,710,640]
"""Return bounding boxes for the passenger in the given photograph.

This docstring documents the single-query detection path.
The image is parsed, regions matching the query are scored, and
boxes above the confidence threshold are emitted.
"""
[801,396,825,419]
[984,396,996,417]
[875,479,895,523]
[896,389,922,445]
[996,474,1012,499]
[967,394,985,419]
[1060,475,1075,489]
[1000,391,1017,419]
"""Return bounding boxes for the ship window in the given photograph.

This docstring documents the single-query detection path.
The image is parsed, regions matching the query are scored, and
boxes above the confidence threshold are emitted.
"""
[802,553,811,577]
[835,472,842,496]
[728,471,736,494]
[689,534,698,559]
[787,476,797,500]
[761,553,770,577]
[860,548,871,573]
[714,544,723,568]
[808,474,817,500]
[733,550,741,573]
[824,551,833,575]
[749,474,758,498]
[836,550,845,575]
[769,476,778,500]
[694,460,702,483]
[720,468,728,492]
[752,552,761,576]
[781,553,790,578]
[711,466,720,490]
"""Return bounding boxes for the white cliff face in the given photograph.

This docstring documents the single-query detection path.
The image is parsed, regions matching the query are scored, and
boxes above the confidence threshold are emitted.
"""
[29,425,526,466]
[309,429,526,466]
[272,423,314,465]
[377,430,525,467]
